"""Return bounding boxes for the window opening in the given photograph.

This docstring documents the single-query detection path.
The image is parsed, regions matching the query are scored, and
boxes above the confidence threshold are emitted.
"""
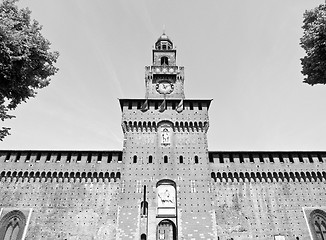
[161,56,168,65]
[128,101,132,109]
[164,156,168,163]
[198,102,202,110]
[133,155,137,163]
[148,155,153,163]
[239,155,244,163]
[179,156,183,164]
[194,155,199,164]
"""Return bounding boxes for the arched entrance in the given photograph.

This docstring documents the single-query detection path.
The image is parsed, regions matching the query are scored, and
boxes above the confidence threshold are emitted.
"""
[157,219,176,240]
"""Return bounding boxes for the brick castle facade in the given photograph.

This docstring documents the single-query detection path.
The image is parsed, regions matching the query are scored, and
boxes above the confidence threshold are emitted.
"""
[0,33,326,240]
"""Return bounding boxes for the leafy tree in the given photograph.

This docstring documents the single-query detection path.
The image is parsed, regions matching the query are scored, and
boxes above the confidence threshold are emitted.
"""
[0,0,59,140]
[300,4,326,85]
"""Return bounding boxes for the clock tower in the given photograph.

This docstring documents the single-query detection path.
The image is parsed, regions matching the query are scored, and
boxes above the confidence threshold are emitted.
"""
[118,33,214,239]
[145,33,185,99]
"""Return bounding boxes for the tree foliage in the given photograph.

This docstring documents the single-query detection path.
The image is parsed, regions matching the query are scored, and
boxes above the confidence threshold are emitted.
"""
[300,4,326,85]
[0,0,59,140]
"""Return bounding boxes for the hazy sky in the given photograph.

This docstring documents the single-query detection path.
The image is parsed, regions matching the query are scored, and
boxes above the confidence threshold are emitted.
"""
[1,0,325,151]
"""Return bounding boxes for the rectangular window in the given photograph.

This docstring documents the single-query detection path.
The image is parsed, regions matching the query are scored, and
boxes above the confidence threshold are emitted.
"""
[219,154,224,163]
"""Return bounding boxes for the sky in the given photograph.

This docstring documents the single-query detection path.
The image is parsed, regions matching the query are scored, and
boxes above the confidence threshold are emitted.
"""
[1,0,326,151]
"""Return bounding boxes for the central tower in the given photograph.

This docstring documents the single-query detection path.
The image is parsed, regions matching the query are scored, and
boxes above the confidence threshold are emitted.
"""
[145,33,185,99]
[118,33,214,240]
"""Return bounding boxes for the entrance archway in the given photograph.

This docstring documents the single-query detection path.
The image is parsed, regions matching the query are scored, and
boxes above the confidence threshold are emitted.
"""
[157,219,176,240]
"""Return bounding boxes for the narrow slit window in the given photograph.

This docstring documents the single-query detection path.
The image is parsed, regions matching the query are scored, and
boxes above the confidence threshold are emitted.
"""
[164,156,168,163]
[133,155,137,163]
[179,156,183,164]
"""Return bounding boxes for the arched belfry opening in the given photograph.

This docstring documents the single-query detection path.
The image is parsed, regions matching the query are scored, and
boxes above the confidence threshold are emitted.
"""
[161,56,169,66]
[157,219,177,240]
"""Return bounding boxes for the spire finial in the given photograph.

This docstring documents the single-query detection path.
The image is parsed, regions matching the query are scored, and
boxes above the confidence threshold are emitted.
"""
[163,24,166,35]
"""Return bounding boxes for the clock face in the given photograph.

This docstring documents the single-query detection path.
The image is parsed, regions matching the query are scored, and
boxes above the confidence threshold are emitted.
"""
[156,82,174,94]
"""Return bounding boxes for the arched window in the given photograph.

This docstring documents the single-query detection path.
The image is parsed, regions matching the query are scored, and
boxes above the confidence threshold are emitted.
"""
[164,156,168,163]
[194,156,199,164]
[161,56,169,65]
[157,219,177,240]
[141,234,147,240]
[309,209,326,240]
[0,210,26,240]
[179,156,183,164]
[133,155,137,163]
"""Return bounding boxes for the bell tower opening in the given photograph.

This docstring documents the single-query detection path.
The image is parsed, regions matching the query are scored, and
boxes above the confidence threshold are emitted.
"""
[161,56,169,66]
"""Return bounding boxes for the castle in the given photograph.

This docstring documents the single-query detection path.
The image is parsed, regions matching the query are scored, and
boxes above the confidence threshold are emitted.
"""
[0,33,326,240]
